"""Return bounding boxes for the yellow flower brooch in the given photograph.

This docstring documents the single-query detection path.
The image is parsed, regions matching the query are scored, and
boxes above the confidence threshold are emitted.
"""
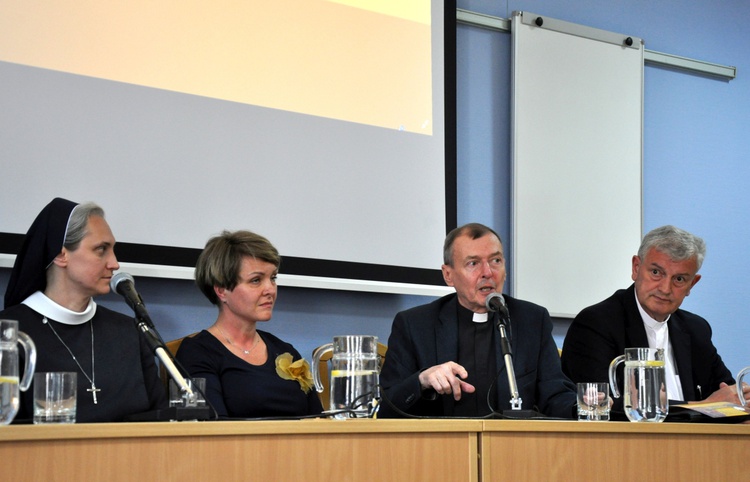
[275,353,314,393]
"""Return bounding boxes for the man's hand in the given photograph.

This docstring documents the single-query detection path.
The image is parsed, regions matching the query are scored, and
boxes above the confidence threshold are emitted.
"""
[418,362,476,401]
[699,382,750,405]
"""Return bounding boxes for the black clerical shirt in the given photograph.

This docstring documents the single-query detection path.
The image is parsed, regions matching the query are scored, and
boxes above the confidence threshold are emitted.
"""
[454,304,497,416]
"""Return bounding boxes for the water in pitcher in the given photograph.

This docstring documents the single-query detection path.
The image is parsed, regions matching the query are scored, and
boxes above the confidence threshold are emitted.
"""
[330,368,379,419]
[0,376,20,424]
[312,335,381,419]
[623,360,668,423]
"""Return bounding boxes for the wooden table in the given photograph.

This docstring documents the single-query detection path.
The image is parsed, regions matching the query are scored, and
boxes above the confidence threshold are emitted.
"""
[0,419,746,481]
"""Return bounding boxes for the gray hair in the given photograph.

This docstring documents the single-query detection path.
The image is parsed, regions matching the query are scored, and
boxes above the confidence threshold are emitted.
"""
[638,225,706,271]
[63,202,105,250]
[443,223,502,266]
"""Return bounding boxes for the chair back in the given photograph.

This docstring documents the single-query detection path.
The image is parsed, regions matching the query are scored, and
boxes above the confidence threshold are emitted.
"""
[314,342,387,411]
[160,333,198,390]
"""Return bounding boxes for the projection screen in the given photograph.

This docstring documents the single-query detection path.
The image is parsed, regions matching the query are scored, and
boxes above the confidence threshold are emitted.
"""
[0,0,457,296]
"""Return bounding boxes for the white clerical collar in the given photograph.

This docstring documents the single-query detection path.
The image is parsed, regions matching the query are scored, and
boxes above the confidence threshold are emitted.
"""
[22,291,97,325]
[472,312,488,323]
[642,313,668,336]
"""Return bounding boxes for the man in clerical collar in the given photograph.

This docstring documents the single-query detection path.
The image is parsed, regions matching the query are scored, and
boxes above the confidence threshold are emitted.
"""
[561,225,749,415]
[379,223,576,418]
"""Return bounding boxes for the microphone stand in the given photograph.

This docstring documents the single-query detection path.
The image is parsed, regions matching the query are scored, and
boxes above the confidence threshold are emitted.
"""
[125,311,213,422]
[497,319,522,410]
[134,318,194,404]
[495,310,542,419]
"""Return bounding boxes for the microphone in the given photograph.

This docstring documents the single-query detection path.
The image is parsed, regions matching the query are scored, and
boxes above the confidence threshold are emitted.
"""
[110,272,155,328]
[485,292,510,324]
[485,292,512,344]
[485,291,506,312]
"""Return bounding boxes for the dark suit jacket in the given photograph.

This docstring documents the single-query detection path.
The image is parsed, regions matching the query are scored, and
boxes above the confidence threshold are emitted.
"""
[561,284,733,413]
[379,293,576,419]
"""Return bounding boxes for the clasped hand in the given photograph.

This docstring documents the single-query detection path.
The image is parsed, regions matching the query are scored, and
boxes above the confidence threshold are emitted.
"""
[418,362,476,401]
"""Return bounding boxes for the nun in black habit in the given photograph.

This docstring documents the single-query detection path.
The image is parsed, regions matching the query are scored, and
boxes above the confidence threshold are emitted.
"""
[1,198,166,422]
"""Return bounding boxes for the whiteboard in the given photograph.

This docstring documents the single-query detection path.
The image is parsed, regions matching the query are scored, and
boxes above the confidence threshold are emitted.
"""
[510,12,643,317]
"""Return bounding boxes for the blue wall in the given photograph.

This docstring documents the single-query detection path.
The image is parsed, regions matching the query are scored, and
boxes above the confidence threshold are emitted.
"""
[2,0,748,377]
[455,0,750,375]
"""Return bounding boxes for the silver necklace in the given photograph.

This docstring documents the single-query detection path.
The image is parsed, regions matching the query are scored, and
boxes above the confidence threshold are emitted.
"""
[43,317,100,404]
[217,326,260,356]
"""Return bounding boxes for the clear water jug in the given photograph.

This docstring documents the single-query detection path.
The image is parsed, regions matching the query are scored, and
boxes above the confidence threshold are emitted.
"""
[0,319,37,425]
[609,347,668,422]
[312,335,379,419]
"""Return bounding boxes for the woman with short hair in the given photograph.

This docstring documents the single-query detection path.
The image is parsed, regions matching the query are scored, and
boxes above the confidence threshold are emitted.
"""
[176,230,323,418]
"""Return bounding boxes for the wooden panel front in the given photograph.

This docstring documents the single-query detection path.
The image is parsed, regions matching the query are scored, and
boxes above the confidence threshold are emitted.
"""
[480,421,748,481]
[0,420,480,482]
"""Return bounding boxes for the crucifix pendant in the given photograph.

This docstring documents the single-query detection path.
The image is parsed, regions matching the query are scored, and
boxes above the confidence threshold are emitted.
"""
[87,384,101,404]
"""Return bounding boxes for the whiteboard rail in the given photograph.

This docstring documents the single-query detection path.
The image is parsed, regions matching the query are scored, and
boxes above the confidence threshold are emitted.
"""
[456,8,736,80]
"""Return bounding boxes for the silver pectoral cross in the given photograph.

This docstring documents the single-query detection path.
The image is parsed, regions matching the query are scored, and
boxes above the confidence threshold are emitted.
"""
[87,384,101,404]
